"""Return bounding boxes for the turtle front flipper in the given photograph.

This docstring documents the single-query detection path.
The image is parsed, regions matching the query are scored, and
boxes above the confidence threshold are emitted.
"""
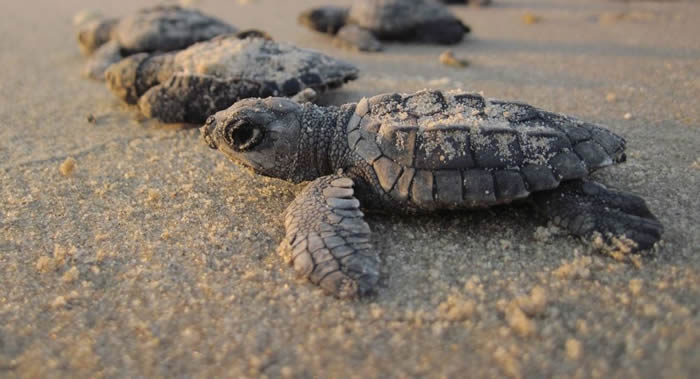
[281,175,380,299]
[532,180,663,255]
[298,6,350,35]
[138,74,263,124]
[335,25,383,52]
[83,40,123,80]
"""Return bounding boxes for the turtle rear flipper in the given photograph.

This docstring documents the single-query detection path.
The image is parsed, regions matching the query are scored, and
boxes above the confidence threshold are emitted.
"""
[298,6,350,35]
[532,180,663,254]
[335,25,383,52]
[83,40,123,80]
[281,175,379,298]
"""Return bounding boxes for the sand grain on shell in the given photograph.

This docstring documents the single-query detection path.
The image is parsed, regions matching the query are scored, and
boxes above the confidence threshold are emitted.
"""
[368,89,576,166]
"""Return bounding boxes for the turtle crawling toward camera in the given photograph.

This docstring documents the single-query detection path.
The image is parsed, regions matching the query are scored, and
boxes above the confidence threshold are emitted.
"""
[202,89,663,298]
[299,0,470,52]
[439,0,492,6]
[75,5,263,80]
[105,35,358,124]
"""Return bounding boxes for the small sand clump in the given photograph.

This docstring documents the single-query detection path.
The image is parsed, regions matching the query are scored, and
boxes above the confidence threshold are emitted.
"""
[35,256,53,273]
[51,296,68,308]
[437,295,476,321]
[506,304,535,337]
[50,291,80,309]
[369,304,385,320]
[553,256,593,280]
[62,266,80,283]
[59,157,77,176]
[493,346,522,379]
[147,189,161,202]
[566,338,582,360]
[439,50,469,68]
[515,286,548,317]
[628,279,643,296]
[522,12,542,25]
[52,245,76,267]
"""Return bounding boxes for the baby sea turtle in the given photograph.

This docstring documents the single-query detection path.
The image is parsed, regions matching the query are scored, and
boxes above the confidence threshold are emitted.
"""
[298,0,470,52]
[201,89,663,298]
[104,35,359,124]
[75,5,256,80]
[439,0,492,5]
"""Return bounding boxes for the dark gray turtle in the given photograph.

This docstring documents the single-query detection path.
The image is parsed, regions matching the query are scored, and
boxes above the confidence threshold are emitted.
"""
[439,0,492,5]
[201,89,663,298]
[298,0,470,52]
[75,5,255,80]
[104,35,359,124]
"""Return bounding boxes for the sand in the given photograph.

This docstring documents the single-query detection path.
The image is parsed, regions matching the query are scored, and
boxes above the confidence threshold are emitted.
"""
[1,0,699,377]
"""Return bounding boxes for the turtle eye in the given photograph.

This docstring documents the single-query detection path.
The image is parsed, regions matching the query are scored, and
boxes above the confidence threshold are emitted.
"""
[225,120,264,151]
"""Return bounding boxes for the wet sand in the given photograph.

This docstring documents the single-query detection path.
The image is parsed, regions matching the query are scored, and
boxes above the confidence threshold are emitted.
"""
[1,0,699,377]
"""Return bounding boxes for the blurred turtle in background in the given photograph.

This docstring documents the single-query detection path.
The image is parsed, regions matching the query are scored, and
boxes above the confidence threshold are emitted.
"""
[440,0,491,5]
[299,0,470,52]
[74,5,265,80]
[105,35,359,124]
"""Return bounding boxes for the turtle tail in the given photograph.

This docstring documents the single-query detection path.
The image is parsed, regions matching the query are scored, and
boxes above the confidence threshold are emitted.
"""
[572,124,627,173]
[460,20,471,34]
[591,125,627,165]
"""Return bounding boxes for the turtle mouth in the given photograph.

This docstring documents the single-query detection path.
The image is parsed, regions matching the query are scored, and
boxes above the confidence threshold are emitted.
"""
[200,116,218,150]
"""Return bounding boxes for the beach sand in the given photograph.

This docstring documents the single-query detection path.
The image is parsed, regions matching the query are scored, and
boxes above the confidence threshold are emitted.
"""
[1,0,699,377]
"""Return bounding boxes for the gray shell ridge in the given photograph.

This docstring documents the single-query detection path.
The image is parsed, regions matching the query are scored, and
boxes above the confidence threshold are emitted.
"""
[348,0,458,34]
[170,36,359,97]
[114,5,238,53]
[346,90,626,208]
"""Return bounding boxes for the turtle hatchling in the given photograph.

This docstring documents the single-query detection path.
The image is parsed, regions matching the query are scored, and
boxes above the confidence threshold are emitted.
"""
[439,0,492,6]
[105,35,359,124]
[75,5,260,80]
[298,0,470,52]
[201,89,664,298]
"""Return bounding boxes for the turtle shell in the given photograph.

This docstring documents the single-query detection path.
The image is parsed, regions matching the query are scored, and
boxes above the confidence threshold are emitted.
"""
[348,0,458,36]
[347,90,626,208]
[114,5,237,54]
[171,36,359,96]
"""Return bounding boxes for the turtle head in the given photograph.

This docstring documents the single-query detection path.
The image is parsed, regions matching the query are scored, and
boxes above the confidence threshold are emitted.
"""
[201,97,310,182]
[74,11,117,55]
